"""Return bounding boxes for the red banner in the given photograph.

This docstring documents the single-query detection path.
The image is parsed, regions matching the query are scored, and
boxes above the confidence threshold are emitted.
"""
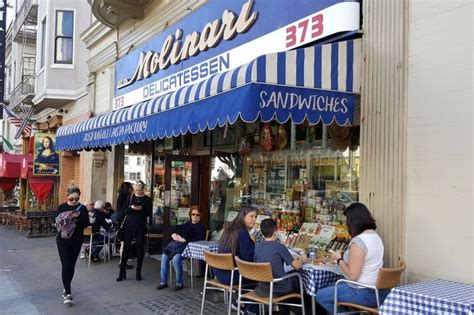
[29,179,53,204]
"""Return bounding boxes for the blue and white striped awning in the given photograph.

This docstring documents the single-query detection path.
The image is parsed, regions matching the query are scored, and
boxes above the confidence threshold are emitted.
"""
[57,39,361,151]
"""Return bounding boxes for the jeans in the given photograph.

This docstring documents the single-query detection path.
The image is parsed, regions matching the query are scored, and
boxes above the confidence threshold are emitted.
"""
[57,239,82,295]
[160,253,184,285]
[316,282,390,314]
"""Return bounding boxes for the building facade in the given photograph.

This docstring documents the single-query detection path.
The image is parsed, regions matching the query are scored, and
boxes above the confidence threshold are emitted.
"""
[10,0,471,284]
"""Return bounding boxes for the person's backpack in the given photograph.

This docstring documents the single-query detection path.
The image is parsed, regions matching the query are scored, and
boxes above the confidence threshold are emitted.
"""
[55,204,83,239]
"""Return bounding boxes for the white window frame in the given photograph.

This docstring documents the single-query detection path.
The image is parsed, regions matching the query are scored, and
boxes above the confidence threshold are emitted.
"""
[52,8,76,68]
[39,17,47,71]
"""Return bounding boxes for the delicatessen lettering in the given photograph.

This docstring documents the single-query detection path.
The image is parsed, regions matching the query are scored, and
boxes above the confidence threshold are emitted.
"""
[83,121,148,142]
[259,90,348,113]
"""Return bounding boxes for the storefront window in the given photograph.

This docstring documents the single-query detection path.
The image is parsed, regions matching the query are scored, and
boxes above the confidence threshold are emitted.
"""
[208,121,360,250]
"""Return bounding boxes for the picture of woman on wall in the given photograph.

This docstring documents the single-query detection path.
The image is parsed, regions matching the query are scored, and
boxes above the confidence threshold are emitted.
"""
[34,134,60,175]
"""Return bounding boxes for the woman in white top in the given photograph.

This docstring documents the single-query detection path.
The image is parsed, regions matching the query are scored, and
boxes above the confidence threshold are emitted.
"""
[316,203,389,313]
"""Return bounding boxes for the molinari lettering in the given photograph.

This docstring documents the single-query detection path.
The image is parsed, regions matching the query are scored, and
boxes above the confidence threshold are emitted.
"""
[118,0,258,89]
[259,91,349,113]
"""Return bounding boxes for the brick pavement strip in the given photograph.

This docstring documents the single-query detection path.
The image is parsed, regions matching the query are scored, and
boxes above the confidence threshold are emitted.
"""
[0,226,226,315]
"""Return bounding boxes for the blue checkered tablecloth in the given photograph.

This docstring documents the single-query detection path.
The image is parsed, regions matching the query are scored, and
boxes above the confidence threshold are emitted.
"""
[379,279,474,314]
[299,264,345,297]
[181,240,219,261]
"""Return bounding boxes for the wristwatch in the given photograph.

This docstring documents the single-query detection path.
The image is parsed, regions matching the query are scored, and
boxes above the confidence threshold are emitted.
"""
[337,258,344,265]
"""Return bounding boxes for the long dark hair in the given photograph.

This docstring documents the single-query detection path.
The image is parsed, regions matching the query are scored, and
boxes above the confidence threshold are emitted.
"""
[118,182,132,195]
[344,202,377,237]
[219,206,257,255]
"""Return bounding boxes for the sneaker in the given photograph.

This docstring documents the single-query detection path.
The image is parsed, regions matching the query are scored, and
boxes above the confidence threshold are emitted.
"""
[231,301,246,315]
[174,284,184,291]
[63,294,73,306]
[61,290,67,300]
[156,284,168,290]
[91,256,102,263]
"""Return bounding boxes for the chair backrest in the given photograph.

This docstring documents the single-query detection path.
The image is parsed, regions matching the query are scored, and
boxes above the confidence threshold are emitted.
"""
[235,256,273,282]
[376,260,406,289]
[203,250,234,271]
[205,230,210,241]
[83,226,92,236]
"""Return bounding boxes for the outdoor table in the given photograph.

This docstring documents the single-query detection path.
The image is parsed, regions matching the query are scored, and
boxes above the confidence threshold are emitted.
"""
[379,279,474,314]
[181,240,219,290]
[298,263,345,314]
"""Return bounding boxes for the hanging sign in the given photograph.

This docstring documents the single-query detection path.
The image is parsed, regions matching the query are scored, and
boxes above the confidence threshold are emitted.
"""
[114,0,360,110]
[33,133,60,175]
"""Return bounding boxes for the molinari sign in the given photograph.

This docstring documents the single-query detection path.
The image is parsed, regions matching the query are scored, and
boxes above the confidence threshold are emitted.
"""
[114,0,360,110]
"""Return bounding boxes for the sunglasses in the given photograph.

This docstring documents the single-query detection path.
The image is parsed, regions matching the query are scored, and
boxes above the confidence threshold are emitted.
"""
[191,213,201,217]
[68,197,80,202]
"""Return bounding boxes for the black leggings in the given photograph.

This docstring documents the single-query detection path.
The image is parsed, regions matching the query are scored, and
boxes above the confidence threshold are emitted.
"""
[57,240,82,295]
[120,230,145,271]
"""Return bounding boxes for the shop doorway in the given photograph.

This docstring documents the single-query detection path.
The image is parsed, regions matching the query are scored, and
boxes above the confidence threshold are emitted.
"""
[162,156,200,245]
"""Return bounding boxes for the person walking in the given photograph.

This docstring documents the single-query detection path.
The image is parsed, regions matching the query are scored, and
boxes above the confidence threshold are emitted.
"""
[55,187,90,306]
[116,180,152,282]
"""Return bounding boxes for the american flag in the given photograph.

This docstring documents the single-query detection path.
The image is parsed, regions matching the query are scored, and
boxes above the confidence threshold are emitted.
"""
[2,105,33,135]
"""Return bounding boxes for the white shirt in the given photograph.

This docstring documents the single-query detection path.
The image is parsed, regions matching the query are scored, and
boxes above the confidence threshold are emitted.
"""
[343,231,384,286]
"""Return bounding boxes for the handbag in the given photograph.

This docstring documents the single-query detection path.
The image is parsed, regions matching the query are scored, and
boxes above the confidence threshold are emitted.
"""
[163,240,188,258]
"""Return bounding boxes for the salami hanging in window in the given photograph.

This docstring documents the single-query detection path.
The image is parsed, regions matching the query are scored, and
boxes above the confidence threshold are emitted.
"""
[260,123,274,152]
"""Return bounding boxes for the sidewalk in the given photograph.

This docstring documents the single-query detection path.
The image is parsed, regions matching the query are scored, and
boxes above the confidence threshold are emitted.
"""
[0,226,226,314]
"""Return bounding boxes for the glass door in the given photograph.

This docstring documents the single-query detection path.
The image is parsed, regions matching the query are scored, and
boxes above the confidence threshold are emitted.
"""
[163,156,200,244]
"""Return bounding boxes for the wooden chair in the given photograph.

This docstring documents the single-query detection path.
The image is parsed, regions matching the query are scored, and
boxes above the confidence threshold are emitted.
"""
[334,260,407,314]
[201,250,236,315]
[235,256,305,315]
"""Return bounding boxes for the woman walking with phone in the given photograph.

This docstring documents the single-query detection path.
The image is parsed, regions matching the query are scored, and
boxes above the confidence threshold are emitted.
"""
[55,187,90,306]
[116,180,152,282]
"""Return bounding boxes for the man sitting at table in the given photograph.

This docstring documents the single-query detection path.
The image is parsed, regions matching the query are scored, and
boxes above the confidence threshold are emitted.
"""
[90,200,112,262]
[255,219,307,302]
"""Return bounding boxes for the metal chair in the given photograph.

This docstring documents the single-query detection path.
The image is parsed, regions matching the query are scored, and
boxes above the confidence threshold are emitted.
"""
[82,226,108,267]
[334,260,407,314]
[235,256,305,315]
[201,250,237,315]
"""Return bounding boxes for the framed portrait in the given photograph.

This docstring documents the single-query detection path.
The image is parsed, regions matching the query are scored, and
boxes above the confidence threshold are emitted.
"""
[33,133,60,176]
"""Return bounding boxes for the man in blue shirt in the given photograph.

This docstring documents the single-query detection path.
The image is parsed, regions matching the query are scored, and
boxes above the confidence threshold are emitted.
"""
[254,219,307,298]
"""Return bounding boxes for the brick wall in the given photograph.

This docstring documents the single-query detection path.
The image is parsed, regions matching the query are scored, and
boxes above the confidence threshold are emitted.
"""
[58,154,80,203]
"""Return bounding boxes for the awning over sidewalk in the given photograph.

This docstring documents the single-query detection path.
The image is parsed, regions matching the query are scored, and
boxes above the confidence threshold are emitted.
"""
[0,153,23,178]
[57,39,361,151]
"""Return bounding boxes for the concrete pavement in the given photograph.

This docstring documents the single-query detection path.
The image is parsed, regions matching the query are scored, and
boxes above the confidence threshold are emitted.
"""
[0,226,226,315]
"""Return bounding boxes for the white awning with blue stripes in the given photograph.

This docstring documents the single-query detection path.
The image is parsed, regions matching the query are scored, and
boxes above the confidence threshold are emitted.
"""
[57,39,361,151]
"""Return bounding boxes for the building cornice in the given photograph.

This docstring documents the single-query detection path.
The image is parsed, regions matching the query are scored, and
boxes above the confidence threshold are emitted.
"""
[81,20,114,50]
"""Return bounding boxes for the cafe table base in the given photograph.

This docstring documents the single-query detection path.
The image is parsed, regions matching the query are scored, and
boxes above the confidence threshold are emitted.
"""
[298,264,345,314]
[379,279,474,315]
[182,241,219,290]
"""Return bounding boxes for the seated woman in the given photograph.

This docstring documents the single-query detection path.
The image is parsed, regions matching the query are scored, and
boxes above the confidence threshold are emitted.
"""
[316,203,390,314]
[157,205,205,290]
[214,205,257,285]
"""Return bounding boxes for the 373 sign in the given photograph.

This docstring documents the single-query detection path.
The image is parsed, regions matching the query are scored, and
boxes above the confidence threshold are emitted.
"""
[286,13,324,49]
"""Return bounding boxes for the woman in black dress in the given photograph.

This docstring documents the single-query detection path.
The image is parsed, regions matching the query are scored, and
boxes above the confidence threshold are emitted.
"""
[117,180,152,281]
[55,187,90,306]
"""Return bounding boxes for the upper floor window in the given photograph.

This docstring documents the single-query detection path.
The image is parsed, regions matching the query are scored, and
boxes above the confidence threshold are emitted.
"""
[124,156,129,165]
[54,10,74,64]
[40,18,46,68]
[137,157,142,166]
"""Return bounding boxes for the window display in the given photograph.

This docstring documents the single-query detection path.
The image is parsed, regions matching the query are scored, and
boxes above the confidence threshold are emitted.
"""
[209,121,360,259]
